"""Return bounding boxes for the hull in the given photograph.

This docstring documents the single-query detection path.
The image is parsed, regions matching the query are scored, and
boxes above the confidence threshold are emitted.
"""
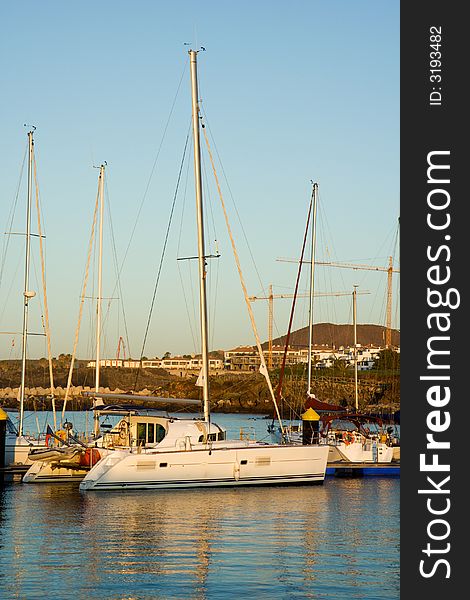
[327,440,394,463]
[268,427,395,464]
[23,447,107,483]
[23,460,88,483]
[80,443,329,491]
[4,433,47,467]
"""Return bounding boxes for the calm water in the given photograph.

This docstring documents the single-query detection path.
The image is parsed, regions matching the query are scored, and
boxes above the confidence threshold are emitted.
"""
[1,412,400,599]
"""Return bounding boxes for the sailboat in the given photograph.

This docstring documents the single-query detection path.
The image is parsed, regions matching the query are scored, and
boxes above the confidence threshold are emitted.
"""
[267,182,343,444]
[318,286,395,463]
[3,129,49,468]
[267,186,395,464]
[23,164,110,482]
[22,165,203,483]
[79,49,329,491]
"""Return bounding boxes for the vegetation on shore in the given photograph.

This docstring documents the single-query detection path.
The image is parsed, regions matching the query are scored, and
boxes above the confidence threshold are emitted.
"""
[0,349,399,416]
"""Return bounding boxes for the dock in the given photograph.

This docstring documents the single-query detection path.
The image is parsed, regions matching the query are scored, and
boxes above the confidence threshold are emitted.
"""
[1,465,30,474]
[326,461,400,477]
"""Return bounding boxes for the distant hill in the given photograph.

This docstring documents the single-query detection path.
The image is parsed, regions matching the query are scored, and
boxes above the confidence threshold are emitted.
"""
[269,322,400,349]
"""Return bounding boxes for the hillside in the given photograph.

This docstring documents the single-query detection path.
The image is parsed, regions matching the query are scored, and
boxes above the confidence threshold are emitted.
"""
[0,323,400,414]
[269,323,400,349]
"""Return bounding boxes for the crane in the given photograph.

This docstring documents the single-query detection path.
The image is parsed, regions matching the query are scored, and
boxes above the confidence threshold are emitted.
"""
[248,284,370,369]
[277,255,400,348]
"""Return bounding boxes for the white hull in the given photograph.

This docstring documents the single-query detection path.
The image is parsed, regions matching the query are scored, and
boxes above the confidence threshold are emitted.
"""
[4,433,47,467]
[23,446,108,483]
[268,425,395,463]
[22,460,88,483]
[80,442,329,491]
[327,440,394,463]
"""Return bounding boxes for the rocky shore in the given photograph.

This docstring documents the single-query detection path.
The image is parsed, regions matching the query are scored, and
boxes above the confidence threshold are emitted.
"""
[0,359,399,416]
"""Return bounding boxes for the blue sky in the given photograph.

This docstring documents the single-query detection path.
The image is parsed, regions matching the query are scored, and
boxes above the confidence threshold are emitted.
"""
[0,0,399,360]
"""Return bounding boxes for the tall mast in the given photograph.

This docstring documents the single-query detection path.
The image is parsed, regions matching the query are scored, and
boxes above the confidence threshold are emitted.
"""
[95,165,105,395]
[189,49,210,423]
[307,182,318,397]
[19,130,35,436]
[353,285,358,411]
[93,165,105,436]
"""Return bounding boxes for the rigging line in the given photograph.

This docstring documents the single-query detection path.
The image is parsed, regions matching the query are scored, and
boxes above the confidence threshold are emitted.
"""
[103,179,132,359]
[176,262,198,352]
[33,152,57,427]
[275,190,313,409]
[200,146,219,346]
[200,108,267,298]
[0,144,28,293]
[176,120,193,255]
[210,244,220,350]
[114,61,188,290]
[0,253,23,326]
[176,129,198,353]
[200,143,218,250]
[133,131,190,391]
[201,119,285,436]
[62,185,100,419]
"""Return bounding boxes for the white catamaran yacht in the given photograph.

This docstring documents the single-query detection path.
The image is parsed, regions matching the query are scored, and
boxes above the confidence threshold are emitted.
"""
[79,49,329,491]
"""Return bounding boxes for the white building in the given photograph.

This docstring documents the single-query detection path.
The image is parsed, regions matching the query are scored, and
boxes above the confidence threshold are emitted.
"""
[86,359,140,369]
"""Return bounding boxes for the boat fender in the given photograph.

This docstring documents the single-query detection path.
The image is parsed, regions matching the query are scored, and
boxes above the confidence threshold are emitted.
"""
[233,462,240,481]
[79,448,101,467]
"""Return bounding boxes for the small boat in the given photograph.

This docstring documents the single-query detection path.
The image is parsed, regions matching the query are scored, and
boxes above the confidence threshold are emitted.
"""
[3,412,46,468]
[28,446,81,463]
[80,49,329,492]
[320,413,395,463]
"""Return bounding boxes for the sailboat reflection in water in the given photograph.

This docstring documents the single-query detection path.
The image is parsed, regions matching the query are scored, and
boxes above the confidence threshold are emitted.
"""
[80,49,328,491]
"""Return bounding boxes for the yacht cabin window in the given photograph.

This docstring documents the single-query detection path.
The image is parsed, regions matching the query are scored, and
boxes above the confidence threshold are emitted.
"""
[136,422,166,445]
[197,431,226,442]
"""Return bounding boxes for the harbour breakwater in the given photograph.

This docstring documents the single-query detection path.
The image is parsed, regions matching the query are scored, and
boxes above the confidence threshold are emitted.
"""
[0,361,399,415]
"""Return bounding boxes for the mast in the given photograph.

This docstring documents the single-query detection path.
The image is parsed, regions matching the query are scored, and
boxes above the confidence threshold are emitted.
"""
[189,49,210,423]
[19,130,35,436]
[307,182,318,397]
[94,164,105,436]
[353,285,358,411]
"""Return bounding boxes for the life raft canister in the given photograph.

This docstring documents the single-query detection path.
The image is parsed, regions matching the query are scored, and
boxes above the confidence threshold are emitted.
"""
[79,448,101,467]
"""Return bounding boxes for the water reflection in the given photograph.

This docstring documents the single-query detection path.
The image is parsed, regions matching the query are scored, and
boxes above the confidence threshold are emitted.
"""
[0,479,399,599]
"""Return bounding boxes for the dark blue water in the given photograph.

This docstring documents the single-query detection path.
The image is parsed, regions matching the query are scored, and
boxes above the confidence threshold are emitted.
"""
[1,413,399,599]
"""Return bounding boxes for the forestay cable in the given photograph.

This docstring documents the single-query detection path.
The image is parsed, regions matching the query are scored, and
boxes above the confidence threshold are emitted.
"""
[201,119,285,436]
